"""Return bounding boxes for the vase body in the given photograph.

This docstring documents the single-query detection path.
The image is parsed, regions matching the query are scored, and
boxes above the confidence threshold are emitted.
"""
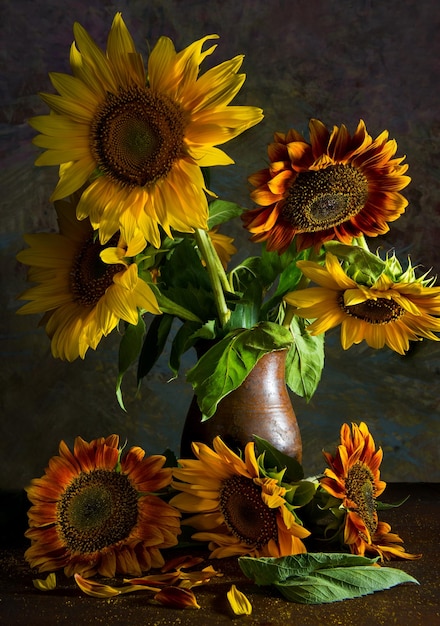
[180,349,302,462]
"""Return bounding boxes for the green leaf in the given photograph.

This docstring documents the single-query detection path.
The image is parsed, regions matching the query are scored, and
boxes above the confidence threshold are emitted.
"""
[186,322,293,419]
[168,321,199,377]
[254,435,304,482]
[207,199,244,228]
[376,496,410,510]
[285,317,324,400]
[238,553,418,605]
[239,553,378,585]
[275,566,418,604]
[284,479,317,508]
[137,314,174,382]
[227,278,263,329]
[116,316,146,409]
[154,290,202,322]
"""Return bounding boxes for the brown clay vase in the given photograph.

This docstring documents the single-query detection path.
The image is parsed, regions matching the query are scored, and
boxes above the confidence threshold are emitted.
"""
[180,349,302,462]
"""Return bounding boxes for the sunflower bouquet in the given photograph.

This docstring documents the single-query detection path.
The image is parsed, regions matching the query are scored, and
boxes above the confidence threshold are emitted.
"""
[16,14,440,424]
[16,12,438,610]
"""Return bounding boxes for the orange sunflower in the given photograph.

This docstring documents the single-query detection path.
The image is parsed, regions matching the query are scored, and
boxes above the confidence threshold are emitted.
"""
[284,251,440,354]
[30,13,263,249]
[16,191,160,361]
[170,436,310,558]
[25,435,181,578]
[320,422,420,561]
[242,119,410,253]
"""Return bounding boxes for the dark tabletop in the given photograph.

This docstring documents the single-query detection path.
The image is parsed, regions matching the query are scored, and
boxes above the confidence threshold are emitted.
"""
[0,483,439,626]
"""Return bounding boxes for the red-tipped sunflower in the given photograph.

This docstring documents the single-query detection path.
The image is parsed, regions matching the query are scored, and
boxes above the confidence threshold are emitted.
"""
[170,436,310,558]
[25,435,181,578]
[29,13,263,249]
[320,422,420,561]
[242,119,410,253]
[16,191,160,361]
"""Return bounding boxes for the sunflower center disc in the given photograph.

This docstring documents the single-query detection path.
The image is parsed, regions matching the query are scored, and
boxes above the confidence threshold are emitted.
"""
[57,469,139,553]
[91,85,186,187]
[70,234,125,306]
[282,164,369,232]
[219,475,278,548]
[345,461,377,536]
[340,296,405,324]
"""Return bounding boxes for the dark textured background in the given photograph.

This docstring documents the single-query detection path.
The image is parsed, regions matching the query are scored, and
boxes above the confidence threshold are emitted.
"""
[1,0,439,490]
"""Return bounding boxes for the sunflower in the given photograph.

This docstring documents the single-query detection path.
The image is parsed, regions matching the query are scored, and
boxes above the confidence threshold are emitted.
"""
[29,13,263,249]
[16,191,161,361]
[319,422,420,560]
[284,251,440,354]
[242,119,410,253]
[25,435,181,578]
[170,436,310,558]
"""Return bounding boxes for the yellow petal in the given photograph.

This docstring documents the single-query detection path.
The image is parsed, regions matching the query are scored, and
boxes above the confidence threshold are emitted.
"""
[33,573,57,591]
[227,584,252,615]
[74,574,121,598]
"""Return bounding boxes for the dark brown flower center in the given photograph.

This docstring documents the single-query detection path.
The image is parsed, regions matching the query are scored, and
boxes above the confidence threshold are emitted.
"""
[339,295,405,324]
[345,462,377,536]
[219,475,278,548]
[91,85,186,188]
[70,234,125,306]
[57,469,139,553]
[281,164,369,232]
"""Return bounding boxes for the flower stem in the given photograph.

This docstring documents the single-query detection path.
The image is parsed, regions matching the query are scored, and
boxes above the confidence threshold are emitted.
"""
[194,229,231,327]
[354,234,370,251]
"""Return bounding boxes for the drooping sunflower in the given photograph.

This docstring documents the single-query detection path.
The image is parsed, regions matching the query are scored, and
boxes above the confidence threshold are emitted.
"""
[319,422,420,560]
[170,436,310,558]
[25,435,181,578]
[30,13,263,249]
[16,191,161,361]
[242,119,410,253]
[284,251,440,354]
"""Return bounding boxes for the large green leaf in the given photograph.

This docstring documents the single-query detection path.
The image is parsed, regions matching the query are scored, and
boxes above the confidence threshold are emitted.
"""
[239,553,418,605]
[240,553,378,584]
[285,317,324,400]
[186,322,293,419]
[274,566,418,604]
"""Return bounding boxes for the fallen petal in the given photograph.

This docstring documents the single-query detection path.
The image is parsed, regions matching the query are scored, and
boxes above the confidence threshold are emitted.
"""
[33,572,56,591]
[227,584,252,616]
[154,586,201,609]
[74,574,121,598]
[161,554,204,572]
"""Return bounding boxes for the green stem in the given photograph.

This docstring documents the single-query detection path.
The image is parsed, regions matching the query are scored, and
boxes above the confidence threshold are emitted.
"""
[354,234,371,251]
[194,228,231,327]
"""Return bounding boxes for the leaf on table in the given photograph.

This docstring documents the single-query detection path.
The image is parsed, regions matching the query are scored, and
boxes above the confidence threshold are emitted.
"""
[239,552,418,604]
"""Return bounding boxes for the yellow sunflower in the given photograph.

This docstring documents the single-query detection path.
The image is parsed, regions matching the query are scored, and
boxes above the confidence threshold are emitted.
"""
[284,251,440,354]
[320,422,420,561]
[170,436,310,558]
[16,191,160,361]
[242,119,410,253]
[29,13,263,249]
[25,435,181,578]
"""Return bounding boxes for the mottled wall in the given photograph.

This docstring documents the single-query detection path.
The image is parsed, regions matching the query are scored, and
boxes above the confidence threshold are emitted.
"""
[1,0,439,490]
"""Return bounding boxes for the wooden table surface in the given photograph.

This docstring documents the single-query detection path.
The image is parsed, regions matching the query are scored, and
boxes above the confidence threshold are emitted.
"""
[0,483,439,626]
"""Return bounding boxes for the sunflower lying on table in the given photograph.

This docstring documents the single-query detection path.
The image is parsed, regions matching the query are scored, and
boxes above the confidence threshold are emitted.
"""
[25,425,419,610]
